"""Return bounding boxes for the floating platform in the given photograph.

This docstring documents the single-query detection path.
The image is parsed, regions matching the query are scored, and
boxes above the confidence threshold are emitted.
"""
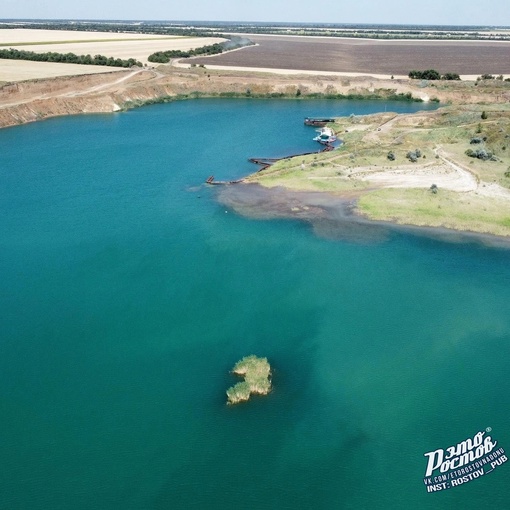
[304,117,335,127]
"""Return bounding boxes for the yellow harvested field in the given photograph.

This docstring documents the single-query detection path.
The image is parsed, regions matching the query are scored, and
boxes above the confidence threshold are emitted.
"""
[0,59,125,81]
[0,28,184,44]
[0,29,226,81]
[6,38,225,65]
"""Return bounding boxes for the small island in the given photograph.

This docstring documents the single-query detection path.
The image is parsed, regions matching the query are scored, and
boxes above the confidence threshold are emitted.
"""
[226,355,272,405]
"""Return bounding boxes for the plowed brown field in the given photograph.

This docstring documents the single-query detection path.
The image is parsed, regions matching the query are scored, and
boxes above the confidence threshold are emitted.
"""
[189,35,510,75]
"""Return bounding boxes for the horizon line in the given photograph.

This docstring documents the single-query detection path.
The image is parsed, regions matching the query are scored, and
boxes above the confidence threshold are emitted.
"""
[1,19,510,29]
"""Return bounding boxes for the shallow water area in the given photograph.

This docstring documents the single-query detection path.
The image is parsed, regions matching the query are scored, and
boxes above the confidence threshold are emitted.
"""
[1,98,509,509]
[218,182,392,243]
[219,182,510,247]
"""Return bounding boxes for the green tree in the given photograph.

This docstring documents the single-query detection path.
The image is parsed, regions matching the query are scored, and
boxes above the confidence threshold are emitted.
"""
[441,72,461,80]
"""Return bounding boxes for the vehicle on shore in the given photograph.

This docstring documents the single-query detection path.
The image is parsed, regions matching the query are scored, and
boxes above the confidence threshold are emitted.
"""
[313,127,337,144]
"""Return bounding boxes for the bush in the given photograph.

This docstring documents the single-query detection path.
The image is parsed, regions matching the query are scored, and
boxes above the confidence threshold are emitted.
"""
[430,184,438,194]
[387,151,396,161]
[406,149,422,162]
[408,70,460,82]
[441,73,461,80]
[465,148,494,161]
[406,151,418,162]
[470,137,484,144]
[408,69,441,80]
[481,111,488,120]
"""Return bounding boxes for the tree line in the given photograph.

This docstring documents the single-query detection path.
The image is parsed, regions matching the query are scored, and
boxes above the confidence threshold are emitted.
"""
[409,70,510,81]
[148,43,225,63]
[1,22,226,40]
[0,48,142,68]
[408,69,460,80]
[3,21,510,42]
[148,37,253,64]
[476,74,510,82]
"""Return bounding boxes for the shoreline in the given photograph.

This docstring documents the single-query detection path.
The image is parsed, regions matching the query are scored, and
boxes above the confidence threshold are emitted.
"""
[1,62,509,240]
[0,66,436,130]
[217,183,510,248]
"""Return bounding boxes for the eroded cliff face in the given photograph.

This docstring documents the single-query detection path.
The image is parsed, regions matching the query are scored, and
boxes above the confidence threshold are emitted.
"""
[0,70,159,127]
[1,66,507,130]
[0,68,282,127]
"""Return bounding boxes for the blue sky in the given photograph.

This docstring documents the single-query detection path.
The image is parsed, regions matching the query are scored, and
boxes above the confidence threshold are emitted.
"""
[2,0,510,26]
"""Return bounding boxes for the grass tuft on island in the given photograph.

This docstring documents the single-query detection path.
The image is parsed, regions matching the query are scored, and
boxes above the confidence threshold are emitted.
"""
[226,355,272,405]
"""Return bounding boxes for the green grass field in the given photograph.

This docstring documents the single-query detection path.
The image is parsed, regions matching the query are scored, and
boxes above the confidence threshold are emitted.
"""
[358,188,510,236]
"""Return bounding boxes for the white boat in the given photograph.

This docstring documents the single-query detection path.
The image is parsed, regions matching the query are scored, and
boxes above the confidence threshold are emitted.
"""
[313,127,336,144]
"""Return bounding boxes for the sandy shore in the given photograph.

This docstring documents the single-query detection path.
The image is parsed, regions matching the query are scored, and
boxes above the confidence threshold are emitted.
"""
[343,149,510,200]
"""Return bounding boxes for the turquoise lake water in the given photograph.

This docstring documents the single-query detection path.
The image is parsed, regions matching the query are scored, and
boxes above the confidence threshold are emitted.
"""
[0,99,509,509]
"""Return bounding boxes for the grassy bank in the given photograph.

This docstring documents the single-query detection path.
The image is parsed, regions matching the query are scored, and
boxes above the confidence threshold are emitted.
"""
[358,188,510,237]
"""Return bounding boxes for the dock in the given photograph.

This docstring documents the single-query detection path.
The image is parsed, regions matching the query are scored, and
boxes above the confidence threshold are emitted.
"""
[205,176,244,185]
[205,142,336,186]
